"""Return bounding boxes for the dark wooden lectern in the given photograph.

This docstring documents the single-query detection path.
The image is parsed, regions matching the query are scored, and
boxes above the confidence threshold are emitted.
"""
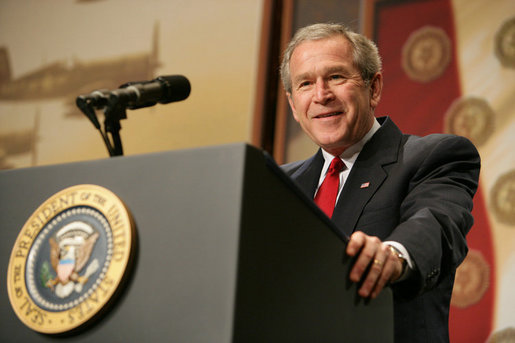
[0,143,393,342]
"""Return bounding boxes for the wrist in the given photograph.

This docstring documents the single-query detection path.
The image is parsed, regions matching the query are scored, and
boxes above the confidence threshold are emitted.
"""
[389,245,407,281]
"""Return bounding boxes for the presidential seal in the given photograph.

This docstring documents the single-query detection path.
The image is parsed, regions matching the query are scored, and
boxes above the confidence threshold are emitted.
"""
[451,249,490,308]
[7,184,136,334]
[402,26,452,83]
[495,16,515,68]
[444,96,495,147]
[490,170,515,225]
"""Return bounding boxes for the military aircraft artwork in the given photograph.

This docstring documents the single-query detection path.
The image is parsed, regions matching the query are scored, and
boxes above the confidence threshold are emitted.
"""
[0,112,38,169]
[0,22,161,117]
[0,23,160,169]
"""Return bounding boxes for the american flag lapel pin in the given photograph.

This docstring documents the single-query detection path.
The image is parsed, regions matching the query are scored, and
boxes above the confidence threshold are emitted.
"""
[360,182,370,189]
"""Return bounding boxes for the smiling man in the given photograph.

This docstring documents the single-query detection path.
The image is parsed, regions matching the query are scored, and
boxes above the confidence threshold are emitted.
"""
[280,23,481,342]
[287,35,380,156]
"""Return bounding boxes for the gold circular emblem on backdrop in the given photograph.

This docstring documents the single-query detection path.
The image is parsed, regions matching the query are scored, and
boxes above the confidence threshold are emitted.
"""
[444,96,495,147]
[495,16,515,68]
[487,327,515,343]
[490,170,515,225]
[7,184,136,334]
[451,249,490,308]
[402,26,452,82]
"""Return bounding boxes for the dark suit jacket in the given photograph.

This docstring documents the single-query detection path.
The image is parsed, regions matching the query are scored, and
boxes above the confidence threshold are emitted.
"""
[282,116,480,343]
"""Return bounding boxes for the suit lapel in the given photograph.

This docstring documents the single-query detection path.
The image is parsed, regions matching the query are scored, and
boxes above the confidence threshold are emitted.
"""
[289,149,325,198]
[287,117,404,238]
[332,118,403,237]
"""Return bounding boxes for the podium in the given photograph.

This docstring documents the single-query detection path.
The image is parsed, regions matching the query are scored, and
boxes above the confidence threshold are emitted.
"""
[0,143,393,342]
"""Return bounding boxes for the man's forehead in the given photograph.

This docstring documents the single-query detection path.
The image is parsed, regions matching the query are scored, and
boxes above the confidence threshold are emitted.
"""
[291,37,352,64]
[293,35,351,53]
[290,40,355,75]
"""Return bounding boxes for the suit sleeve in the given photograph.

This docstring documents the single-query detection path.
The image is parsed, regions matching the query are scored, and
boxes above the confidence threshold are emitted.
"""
[386,135,480,299]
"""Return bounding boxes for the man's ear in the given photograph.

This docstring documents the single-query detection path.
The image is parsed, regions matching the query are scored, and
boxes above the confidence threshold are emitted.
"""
[287,92,300,123]
[369,72,383,109]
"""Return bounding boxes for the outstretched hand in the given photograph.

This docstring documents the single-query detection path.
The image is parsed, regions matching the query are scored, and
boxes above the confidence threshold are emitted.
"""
[346,231,404,299]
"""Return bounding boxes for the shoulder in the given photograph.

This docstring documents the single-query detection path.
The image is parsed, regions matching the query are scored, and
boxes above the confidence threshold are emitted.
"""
[281,160,306,176]
[404,133,480,161]
[401,133,481,194]
[280,149,323,177]
[376,116,478,157]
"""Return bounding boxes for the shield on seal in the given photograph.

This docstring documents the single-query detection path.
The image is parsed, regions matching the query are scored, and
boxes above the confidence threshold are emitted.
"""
[57,258,75,283]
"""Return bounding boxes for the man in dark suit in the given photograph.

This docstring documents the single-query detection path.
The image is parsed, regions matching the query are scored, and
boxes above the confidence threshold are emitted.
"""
[279,23,480,342]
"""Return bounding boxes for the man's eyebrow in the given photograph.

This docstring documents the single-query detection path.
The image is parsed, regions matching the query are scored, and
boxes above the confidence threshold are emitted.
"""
[292,72,312,85]
[293,65,351,84]
[325,65,348,74]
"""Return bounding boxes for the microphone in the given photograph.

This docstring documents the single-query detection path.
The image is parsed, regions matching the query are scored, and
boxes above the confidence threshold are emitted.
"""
[76,75,191,110]
[113,75,191,109]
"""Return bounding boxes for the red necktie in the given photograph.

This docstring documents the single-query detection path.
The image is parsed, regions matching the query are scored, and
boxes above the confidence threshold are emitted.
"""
[314,157,345,217]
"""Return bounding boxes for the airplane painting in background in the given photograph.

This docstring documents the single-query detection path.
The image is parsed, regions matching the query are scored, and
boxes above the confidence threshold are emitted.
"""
[0,22,161,117]
[0,112,39,169]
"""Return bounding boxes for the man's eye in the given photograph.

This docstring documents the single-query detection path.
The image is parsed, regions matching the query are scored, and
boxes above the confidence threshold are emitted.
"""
[299,81,312,88]
[329,75,344,80]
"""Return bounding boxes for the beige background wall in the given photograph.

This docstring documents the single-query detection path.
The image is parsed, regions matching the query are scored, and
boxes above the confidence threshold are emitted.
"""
[0,0,263,168]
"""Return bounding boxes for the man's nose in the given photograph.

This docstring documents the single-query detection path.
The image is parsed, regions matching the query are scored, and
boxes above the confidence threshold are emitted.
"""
[313,79,334,104]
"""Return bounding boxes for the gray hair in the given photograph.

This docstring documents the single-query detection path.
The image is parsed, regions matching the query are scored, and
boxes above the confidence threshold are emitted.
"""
[280,23,382,93]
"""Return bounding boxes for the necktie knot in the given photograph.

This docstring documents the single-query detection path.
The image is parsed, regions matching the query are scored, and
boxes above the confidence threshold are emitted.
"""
[314,157,345,218]
[328,157,344,174]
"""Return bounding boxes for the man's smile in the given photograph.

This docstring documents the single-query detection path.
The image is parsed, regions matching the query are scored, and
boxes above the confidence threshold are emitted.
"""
[313,111,343,119]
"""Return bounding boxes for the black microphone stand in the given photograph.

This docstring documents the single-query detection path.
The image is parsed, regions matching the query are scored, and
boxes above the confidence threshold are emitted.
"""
[102,95,127,156]
[76,74,191,157]
[76,94,127,157]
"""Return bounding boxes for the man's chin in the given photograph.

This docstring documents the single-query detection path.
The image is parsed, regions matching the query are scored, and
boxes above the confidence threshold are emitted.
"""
[318,141,351,155]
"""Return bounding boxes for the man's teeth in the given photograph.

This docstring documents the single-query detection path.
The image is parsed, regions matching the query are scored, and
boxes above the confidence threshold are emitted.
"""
[318,112,341,118]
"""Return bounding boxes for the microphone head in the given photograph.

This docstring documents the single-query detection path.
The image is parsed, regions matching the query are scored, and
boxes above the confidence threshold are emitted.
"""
[157,75,191,103]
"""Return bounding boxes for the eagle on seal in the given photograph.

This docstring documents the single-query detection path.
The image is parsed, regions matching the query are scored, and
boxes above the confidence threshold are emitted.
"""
[46,221,99,297]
